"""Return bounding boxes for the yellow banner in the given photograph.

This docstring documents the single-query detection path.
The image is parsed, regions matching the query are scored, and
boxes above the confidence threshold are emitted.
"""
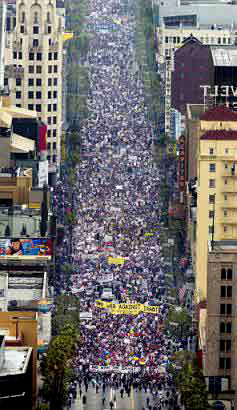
[143,306,159,314]
[108,257,125,265]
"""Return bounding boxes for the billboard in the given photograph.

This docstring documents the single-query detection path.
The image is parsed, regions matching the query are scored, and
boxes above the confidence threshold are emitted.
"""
[0,238,53,258]
[38,160,48,188]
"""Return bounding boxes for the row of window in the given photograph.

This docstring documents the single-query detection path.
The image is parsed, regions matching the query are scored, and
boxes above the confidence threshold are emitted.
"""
[47,116,57,125]
[164,36,232,45]
[47,142,57,150]
[220,304,232,315]
[48,129,57,138]
[209,194,234,203]
[47,155,57,163]
[209,148,230,155]
[27,103,57,112]
[15,78,58,88]
[220,286,232,298]
[209,163,235,173]
[20,25,52,35]
[28,65,58,74]
[16,90,58,99]
[208,225,233,234]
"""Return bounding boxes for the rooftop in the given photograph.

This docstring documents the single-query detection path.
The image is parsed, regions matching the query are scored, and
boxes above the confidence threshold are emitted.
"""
[200,105,237,121]
[200,130,237,140]
[0,346,32,376]
[187,104,206,119]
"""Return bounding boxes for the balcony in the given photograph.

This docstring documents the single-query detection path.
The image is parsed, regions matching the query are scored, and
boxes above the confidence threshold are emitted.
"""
[222,185,235,192]
[221,202,237,208]
[221,218,237,224]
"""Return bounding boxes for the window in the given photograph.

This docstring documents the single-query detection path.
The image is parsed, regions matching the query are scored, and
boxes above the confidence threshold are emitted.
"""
[21,11,25,23]
[33,26,39,34]
[228,38,231,44]
[165,36,169,43]
[4,78,8,86]
[36,66,42,73]
[224,194,228,201]
[48,52,52,61]
[36,91,41,99]
[227,322,232,333]
[209,195,215,204]
[53,129,57,138]
[13,51,17,59]
[16,91,21,99]
[218,37,221,44]
[209,225,214,234]
[53,78,57,86]
[53,116,57,124]
[48,26,52,34]
[47,155,51,161]
[48,117,52,125]
[209,163,216,172]
[33,39,39,47]
[48,130,51,138]
[53,104,57,111]
[48,91,52,99]
[225,163,228,169]
[223,37,226,44]
[28,78,34,86]
[224,179,228,185]
[209,147,214,155]
[47,143,51,150]
[36,104,41,112]
[220,286,232,298]
[29,65,34,73]
[36,78,41,86]
[29,52,34,60]
[220,322,232,334]
[53,142,57,150]
[28,91,34,99]
[47,12,51,23]
[16,104,21,108]
[224,226,228,233]
[20,25,24,34]
[48,104,52,112]
[34,12,39,24]
[48,66,52,74]
[37,53,42,61]
[209,210,214,218]
[209,179,216,188]
[16,78,22,86]
[220,304,232,315]
[53,155,57,163]
[53,91,57,98]
[219,340,231,353]
[18,52,22,60]
[220,322,226,333]
[54,65,58,73]
[221,268,233,280]
[225,148,229,154]
[54,52,58,60]
[49,39,52,46]
[224,209,228,217]
[48,78,52,86]
[28,104,34,110]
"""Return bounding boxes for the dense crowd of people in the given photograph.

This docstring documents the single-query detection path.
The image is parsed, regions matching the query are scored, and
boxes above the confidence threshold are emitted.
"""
[54,0,184,408]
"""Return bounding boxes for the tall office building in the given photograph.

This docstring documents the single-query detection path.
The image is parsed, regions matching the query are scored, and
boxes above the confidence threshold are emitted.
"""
[194,106,237,302]
[5,0,65,171]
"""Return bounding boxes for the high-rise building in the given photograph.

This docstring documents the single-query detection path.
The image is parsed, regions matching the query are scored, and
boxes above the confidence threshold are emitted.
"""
[194,106,237,302]
[200,240,237,408]
[5,0,65,171]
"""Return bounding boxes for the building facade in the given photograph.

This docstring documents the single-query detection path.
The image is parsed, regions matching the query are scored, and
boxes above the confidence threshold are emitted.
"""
[5,0,65,170]
[195,106,237,301]
[200,242,237,409]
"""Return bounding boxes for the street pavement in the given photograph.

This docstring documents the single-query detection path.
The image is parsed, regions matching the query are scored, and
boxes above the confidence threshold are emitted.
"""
[69,385,157,410]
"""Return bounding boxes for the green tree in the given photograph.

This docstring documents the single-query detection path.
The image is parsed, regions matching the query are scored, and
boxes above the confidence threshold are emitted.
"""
[52,294,80,336]
[40,324,78,410]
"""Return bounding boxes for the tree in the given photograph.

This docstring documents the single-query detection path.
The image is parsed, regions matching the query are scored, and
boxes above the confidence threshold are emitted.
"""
[40,324,78,410]
[52,294,80,336]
